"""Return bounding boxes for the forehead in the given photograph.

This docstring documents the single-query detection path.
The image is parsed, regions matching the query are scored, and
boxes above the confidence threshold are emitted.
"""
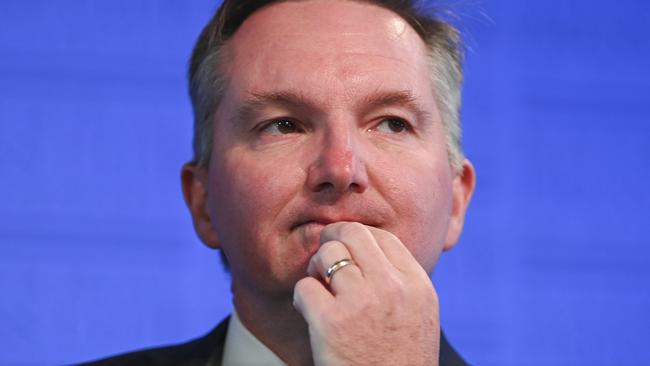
[222,0,434,107]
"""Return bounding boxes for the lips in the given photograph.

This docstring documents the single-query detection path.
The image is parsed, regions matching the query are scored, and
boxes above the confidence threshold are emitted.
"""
[291,219,333,231]
[289,209,384,252]
[290,214,381,231]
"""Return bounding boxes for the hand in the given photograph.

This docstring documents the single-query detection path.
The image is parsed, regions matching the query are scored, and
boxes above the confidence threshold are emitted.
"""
[293,222,440,366]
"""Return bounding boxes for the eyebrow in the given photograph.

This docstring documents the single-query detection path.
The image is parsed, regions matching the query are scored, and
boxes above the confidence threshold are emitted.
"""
[231,89,432,125]
[232,91,318,126]
[357,90,433,122]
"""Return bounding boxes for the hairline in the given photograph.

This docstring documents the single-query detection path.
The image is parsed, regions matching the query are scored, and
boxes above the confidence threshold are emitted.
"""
[190,0,465,173]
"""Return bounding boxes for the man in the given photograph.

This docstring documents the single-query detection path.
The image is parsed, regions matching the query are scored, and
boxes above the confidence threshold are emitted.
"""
[84,0,475,364]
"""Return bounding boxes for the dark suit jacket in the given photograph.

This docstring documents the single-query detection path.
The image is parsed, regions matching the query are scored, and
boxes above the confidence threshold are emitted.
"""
[80,317,467,365]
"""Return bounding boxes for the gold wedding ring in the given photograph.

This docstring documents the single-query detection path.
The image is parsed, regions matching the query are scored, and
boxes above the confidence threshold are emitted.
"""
[325,258,353,283]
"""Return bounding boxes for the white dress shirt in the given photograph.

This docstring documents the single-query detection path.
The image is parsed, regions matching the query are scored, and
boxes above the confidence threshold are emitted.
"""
[220,310,287,366]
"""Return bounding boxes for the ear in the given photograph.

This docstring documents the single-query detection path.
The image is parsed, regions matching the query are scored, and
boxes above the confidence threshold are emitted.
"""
[181,163,221,249]
[443,159,476,251]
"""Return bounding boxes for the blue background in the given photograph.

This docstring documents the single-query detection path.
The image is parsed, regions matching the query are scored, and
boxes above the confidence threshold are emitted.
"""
[1,1,649,365]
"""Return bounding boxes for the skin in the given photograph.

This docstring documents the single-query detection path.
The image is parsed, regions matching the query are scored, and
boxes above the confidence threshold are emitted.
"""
[182,0,475,365]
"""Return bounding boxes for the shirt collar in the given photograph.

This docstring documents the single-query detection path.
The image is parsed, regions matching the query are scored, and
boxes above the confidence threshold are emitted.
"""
[221,310,287,366]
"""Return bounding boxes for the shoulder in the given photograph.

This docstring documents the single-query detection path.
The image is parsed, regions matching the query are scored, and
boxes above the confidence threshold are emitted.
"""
[77,318,229,366]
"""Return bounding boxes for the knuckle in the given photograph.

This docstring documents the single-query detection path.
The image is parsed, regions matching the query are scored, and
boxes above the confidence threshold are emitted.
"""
[382,274,407,298]
[381,228,399,242]
[339,221,365,237]
[319,240,339,254]
[293,277,308,293]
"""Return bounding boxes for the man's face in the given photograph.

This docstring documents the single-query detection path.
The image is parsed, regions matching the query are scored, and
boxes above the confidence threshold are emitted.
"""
[191,0,473,297]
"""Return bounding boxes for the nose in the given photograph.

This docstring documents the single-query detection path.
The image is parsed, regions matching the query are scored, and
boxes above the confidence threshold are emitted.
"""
[306,123,369,196]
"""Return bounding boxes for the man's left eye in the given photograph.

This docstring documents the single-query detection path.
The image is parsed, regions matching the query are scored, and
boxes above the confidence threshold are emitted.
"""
[376,118,411,133]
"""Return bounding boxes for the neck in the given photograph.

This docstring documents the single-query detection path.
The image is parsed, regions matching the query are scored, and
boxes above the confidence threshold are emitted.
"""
[233,287,314,366]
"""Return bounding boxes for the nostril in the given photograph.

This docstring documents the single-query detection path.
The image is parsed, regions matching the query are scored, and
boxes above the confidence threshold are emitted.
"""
[314,181,335,193]
[313,180,364,195]
[348,182,364,193]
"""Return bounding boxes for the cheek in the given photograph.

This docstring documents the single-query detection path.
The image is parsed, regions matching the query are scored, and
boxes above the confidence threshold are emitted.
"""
[207,147,314,291]
[207,148,303,246]
[385,158,453,272]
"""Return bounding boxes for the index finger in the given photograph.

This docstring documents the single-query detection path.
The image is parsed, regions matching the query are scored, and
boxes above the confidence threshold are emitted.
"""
[363,226,424,274]
[320,222,393,275]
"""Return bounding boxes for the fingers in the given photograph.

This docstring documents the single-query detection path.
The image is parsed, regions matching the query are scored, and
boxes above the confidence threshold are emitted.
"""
[319,222,393,277]
[298,221,425,318]
[320,222,421,276]
[364,226,422,274]
[307,240,363,295]
[296,222,440,366]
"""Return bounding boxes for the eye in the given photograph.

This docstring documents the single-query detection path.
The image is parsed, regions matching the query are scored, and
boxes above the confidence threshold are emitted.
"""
[375,117,411,133]
[261,119,302,135]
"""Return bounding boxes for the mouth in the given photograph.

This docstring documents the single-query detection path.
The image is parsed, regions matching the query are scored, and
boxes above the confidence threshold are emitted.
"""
[289,213,383,250]
[290,219,330,232]
[290,216,381,232]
